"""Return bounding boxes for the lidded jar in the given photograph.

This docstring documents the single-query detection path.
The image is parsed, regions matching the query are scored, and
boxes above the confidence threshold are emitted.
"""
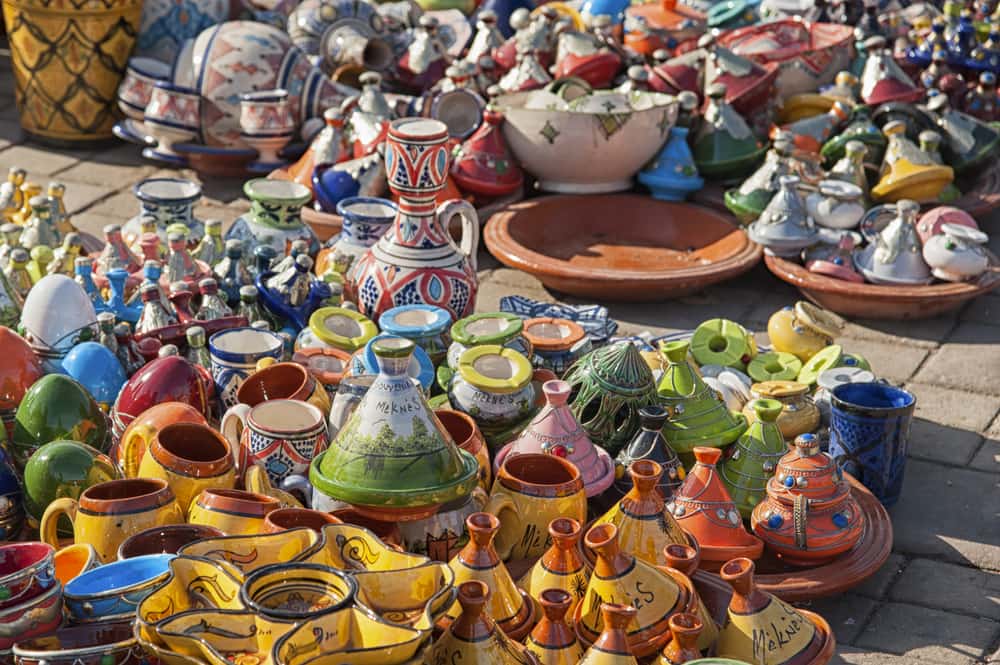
[750,433,865,565]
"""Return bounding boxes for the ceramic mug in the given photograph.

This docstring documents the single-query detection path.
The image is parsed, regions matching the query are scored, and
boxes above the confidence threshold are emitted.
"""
[126,422,237,517]
[485,453,587,560]
[40,478,185,563]
[828,382,916,507]
[209,327,285,409]
[187,488,281,536]
[222,398,329,486]
[112,401,208,478]
[263,508,341,534]
[235,361,332,416]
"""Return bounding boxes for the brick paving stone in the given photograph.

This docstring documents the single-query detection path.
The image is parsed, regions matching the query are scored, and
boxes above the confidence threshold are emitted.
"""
[69,212,113,238]
[969,435,1000,473]
[604,286,762,334]
[915,324,1000,395]
[475,274,552,312]
[83,190,143,220]
[904,382,997,465]
[889,460,1000,571]
[852,553,907,600]
[832,645,954,665]
[799,594,877,645]
[853,602,999,663]
[889,558,1000,619]
[0,143,80,176]
[839,338,928,384]
[837,316,956,350]
[960,293,1000,327]
[907,418,983,466]
[56,145,155,186]
[59,180,116,215]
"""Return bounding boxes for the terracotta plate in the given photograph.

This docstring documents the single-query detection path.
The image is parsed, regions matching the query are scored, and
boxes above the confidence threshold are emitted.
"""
[765,253,1000,320]
[484,195,762,301]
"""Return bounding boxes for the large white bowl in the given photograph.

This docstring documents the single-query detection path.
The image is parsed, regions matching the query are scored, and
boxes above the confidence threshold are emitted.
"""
[495,90,678,194]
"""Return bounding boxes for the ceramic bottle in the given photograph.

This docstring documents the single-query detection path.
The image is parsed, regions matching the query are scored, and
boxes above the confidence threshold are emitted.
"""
[525,589,584,665]
[578,603,640,665]
[719,399,787,519]
[349,118,479,321]
[213,239,253,306]
[613,406,686,500]
[518,517,592,618]
[692,83,767,180]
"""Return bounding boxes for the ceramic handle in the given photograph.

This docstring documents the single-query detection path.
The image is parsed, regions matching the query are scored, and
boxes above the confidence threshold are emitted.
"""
[119,424,157,478]
[281,474,313,508]
[40,497,78,550]
[436,199,479,272]
[221,403,251,475]
[484,491,519,560]
[859,204,898,244]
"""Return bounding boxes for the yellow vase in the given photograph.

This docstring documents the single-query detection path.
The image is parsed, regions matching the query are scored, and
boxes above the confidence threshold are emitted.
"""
[518,517,591,618]
[658,544,719,652]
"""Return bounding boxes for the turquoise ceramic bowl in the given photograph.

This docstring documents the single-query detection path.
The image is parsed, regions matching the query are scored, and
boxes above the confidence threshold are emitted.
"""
[64,553,174,623]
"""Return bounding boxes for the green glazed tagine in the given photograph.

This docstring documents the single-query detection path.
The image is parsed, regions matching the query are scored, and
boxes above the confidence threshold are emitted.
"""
[718,399,787,518]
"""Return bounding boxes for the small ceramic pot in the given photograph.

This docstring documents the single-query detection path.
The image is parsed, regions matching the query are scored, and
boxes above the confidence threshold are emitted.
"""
[829,383,915,506]
[117,57,171,122]
[292,347,352,395]
[110,356,214,444]
[188,488,281,535]
[743,380,820,441]
[63,553,173,623]
[922,223,991,282]
[12,620,138,665]
[806,179,866,230]
[39,478,184,564]
[111,401,209,477]
[236,361,332,415]
[328,197,396,277]
[221,398,329,486]
[446,312,531,370]
[117,524,225,559]
[766,302,840,363]
[263,507,341,534]
[486,453,587,560]
[143,83,199,163]
[22,440,120,532]
[814,366,876,429]
[349,333,436,393]
[295,306,378,354]
[522,316,591,375]
[0,583,63,654]
[53,544,99,586]
[0,543,56,611]
[379,304,452,367]
[240,89,296,171]
[435,408,492,491]
[227,178,321,258]
[447,345,538,440]
[129,422,237,517]
[240,562,356,621]
[209,327,286,409]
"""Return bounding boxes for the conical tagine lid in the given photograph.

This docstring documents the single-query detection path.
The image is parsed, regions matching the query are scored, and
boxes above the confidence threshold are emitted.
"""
[311,337,478,520]
[668,447,763,568]
[719,399,787,519]
[578,603,641,665]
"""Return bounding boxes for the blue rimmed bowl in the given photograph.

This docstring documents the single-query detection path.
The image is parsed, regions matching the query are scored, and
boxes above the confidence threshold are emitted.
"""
[64,553,174,623]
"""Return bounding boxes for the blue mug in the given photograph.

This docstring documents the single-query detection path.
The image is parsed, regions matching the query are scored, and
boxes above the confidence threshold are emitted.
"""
[828,382,915,507]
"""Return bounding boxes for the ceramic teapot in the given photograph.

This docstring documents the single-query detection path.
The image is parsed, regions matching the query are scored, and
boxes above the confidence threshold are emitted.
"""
[854,199,933,284]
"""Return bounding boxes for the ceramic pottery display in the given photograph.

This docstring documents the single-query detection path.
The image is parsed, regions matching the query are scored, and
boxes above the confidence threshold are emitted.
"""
[436,408,492,491]
[526,588,584,665]
[923,224,991,282]
[669,447,764,569]
[430,580,541,665]
[854,200,932,285]
[594,460,689,566]
[112,401,208,478]
[445,513,538,641]
[39,478,184,563]
[446,345,538,443]
[111,354,213,442]
[297,306,378,354]
[751,433,864,565]
[715,557,835,664]
[11,374,108,470]
[60,342,127,410]
[692,83,768,180]
[719,399,787,518]
[227,179,321,258]
[397,489,487,561]
[562,342,659,456]
[350,118,480,321]
[658,613,705,665]
[378,304,453,367]
[118,523,225,558]
[452,108,525,197]
[445,311,531,371]
[767,302,839,363]
[657,544,720,651]
[747,175,819,257]
[0,542,56,614]
[690,318,756,370]
[351,332,437,393]
[23,440,119,530]
[187,488,282,535]
[828,382,915,507]
[725,135,797,224]
[0,582,62,653]
[522,316,592,375]
[657,340,747,461]
[872,121,954,203]
[19,274,97,372]
[486,453,586,560]
[927,93,1000,175]
[11,620,142,665]
[53,543,99,586]
[575,523,686,658]
[0,325,43,439]
[578,603,641,665]
[496,380,614,498]
[63,553,174,624]
[323,196,396,278]
[121,178,205,246]
[3,0,142,144]
[612,406,686,499]
[234,361,333,415]
[518,517,592,619]
[310,337,478,521]
[639,126,705,201]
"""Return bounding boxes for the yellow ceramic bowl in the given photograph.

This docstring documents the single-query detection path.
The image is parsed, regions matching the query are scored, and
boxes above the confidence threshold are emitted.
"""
[177,527,322,577]
[355,561,456,631]
[302,523,430,572]
[273,607,426,665]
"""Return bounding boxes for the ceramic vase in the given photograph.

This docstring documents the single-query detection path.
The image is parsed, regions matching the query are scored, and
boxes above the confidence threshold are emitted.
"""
[668,447,764,570]
[137,0,226,63]
[122,178,205,246]
[575,523,687,658]
[719,399,787,519]
[3,0,142,145]
[310,337,479,521]
[743,380,820,442]
[657,613,704,665]
[349,118,480,321]
[495,379,614,498]
[445,512,537,641]
[518,517,592,619]
[227,179,320,257]
[526,588,584,665]
[613,405,686,501]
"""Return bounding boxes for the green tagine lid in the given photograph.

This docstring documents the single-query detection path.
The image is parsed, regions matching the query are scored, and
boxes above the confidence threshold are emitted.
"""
[310,337,478,521]
[657,340,747,456]
[718,399,787,518]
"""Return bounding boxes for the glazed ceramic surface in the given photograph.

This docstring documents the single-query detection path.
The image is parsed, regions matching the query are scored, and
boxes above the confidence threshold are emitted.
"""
[379,304,453,367]
[209,327,285,409]
[518,517,592,620]
[11,621,142,665]
[523,316,591,375]
[447,345,537,440]
[227,179,321,258]
[118,524,225,559]
[112,402,207,479]
[111,356,213,443]
[719,399,787,518]
[0,326,43,439]
[63,553,174,623]
[188,488,281,536]
[327,196,396,277]
[20,274,97,371]
[0,582,63,653]
[0,542,55,612]
[23,440,119,531]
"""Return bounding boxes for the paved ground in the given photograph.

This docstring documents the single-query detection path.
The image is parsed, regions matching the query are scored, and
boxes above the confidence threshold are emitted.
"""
[0,53,998,664]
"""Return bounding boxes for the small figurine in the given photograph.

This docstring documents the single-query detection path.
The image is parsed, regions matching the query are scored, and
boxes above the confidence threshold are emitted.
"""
[962,72,1000,122]
[196,277,232,321]
[164,230,202,285]
[136,282,177,334]
[169,282,196,323]
[114,322,145,374]
[0,168,26,222]
[0,223,22,270]
[854,199,933,284]
[47,182,73,237]
[192,219,225,266]
[74,256,105,311]
[396,15,451,92]
[27,246,54,283]
[259,254,331,330]
[185,325,212,369]
[213,239,254,305]
[237,284,270,327]
[498,46,552,92]
[19,195,60,250]
[3,248,32,304]
[466,10,505,66]
[927,92,1000,174]
[96,224,142,277]
[46,232,83,276]
[96,311,120,358]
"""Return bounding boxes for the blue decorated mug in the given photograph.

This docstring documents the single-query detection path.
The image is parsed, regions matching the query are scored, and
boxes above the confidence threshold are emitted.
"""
[209,327,285,409]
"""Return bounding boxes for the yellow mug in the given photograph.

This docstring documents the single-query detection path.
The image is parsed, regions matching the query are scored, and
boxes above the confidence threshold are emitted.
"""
[486,454,587,560]
[40,478,184,563]
[127,422,237,517]
[187,488,282,536]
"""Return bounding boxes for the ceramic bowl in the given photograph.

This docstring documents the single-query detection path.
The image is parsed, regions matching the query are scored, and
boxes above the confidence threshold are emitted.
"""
[239,562,356,620]
[117,57,172,121]
[52,544,99,586]
[263,508,341,534]
[117,524,226,560]
[20,274,98,366]
[353,560,456,630]
[271,606,426,665]
[0,582,63,653]
[177,528,322,577]
[64,553,175,623]
[495,90,678,193]
[12,621,137,665]
[0,542,56,611]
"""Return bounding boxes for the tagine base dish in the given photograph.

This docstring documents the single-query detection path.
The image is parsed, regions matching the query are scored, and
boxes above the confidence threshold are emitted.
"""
[765,254,1000,320]
[484,195,762,301]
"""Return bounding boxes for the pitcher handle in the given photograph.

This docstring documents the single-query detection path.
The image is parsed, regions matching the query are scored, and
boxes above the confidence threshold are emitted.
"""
[40,498,78,551]
[484,491,519,560]
[436,199,479,272]
[281,474,314,508]
[119,424,156,478]
[221,403,251,476]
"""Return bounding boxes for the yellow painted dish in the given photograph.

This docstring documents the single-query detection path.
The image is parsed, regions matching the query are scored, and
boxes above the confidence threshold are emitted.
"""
[273,606,426,665]
[307,307,378,352]
[457,345,534,393]
[354,561,456,632]
[301,523,430,573]
[244,465,305,509]
[157,609,293,665]
[177,527,322,577]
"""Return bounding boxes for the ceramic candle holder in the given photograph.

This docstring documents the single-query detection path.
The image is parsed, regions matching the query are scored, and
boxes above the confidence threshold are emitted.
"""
[240,89,296,172]
[143,82,200,166]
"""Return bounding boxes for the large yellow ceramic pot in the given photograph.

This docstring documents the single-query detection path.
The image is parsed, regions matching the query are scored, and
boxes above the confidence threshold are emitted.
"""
[2,0,142,145]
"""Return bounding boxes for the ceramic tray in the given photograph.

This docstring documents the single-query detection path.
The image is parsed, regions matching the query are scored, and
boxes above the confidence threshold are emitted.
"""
[765,253,1000,320]
[484,195,762,301]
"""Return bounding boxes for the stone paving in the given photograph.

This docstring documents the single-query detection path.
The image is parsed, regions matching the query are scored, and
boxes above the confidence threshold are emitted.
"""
[0,52,998,665]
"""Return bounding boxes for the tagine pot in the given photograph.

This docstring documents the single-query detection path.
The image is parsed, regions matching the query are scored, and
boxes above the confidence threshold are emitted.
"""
[310,337,479,522]
[518,517,592,620]
[719,398,787,518]
[526,588,584,665]
[657,544,719,651]
[495,379,614,498]
[669,447,764,570]
[0,325,43,440]
[451,108,524,198]
[578,602,642,665]
[613,405,686,500]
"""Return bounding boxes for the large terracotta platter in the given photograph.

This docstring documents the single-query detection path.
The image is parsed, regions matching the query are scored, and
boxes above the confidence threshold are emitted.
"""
[766,253,1000,320]
[484,195,762,301]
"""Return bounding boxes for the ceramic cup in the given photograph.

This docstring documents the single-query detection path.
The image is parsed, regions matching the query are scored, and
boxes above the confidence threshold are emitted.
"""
[39,478,184,564]
[485,453,587,560]
[63,553,174,623]
[187,488,281,536]
[235,361,332,415]
[127,422,237,517]
[263,507,341,534]
[221,398,329,486]
[240,89,295,170]
[52,543,99,586]
[112,401,209,478]
[143,82,200,163]
[209,327,286,409]
[828,382,916,507]
[117,524,225,559]
[117,57,172,122]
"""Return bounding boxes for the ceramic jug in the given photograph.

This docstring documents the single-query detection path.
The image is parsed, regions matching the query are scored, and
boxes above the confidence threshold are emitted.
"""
[350,118,480,321]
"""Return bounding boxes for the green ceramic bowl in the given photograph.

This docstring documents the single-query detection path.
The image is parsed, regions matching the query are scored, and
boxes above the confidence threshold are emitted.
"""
[10,374,109,470]
[23,440,120,531]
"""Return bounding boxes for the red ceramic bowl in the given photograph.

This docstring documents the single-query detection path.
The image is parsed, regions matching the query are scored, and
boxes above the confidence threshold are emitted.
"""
[0,542,56,611]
